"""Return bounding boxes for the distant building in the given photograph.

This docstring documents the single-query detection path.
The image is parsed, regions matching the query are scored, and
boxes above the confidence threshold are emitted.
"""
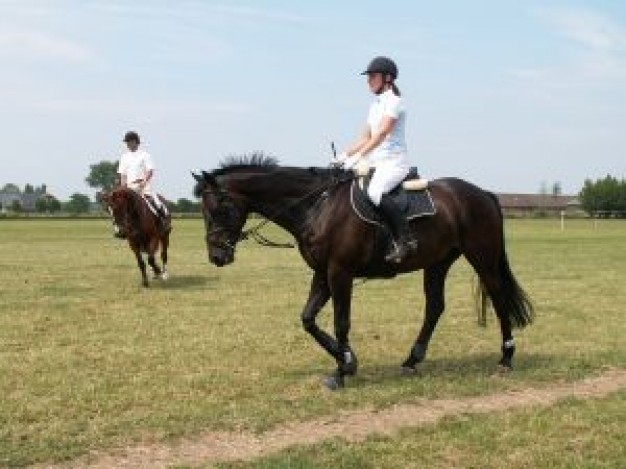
[496,193,581,217]
[0,185,57,212]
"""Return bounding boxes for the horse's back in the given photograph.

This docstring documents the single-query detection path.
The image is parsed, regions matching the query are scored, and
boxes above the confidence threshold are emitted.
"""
[429,177,500,217]
[426,177,503,255]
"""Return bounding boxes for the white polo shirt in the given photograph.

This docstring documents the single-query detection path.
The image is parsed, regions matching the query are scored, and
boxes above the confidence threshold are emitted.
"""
[118,149,155,185]
[366,89,408,166]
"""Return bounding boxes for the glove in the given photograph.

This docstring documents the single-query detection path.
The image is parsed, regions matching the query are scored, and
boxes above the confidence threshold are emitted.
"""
[342,152,362,169]
[355,158,370,176]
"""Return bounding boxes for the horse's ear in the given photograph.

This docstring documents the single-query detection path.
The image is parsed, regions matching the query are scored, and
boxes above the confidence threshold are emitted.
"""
[191,171,203,183]
[201,170,218,188]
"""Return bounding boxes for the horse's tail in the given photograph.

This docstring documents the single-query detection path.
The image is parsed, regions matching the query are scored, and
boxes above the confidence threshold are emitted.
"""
[485,191,534,329]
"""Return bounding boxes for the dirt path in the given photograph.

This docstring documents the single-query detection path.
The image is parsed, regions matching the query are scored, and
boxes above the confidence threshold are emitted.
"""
[37,369,626,469]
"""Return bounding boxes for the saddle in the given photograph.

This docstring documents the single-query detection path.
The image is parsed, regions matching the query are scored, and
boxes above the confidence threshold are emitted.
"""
[350,167,436,227]
[140,194,171,234]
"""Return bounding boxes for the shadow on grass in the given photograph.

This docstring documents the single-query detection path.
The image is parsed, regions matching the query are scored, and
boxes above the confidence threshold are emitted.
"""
[346,352,557,389]
[153,274,218,290]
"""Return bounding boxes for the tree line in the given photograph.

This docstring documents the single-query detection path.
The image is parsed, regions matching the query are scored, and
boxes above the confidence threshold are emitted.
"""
[578,175,626,217]
[2,161,623,216]
[1,161,199,214]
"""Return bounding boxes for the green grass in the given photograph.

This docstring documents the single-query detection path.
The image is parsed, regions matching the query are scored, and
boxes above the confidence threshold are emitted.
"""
[0,218,624,467]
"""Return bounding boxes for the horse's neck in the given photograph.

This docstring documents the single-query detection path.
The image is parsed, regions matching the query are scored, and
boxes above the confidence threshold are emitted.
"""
[124,191,147,218]
[233,170,328,238]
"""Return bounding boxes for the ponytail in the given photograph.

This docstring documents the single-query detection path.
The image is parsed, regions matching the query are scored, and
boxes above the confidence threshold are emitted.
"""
[391,82,401,96]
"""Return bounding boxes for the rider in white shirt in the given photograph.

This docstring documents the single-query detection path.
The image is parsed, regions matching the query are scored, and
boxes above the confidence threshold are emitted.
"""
[335,56,418,263]
[118,131,168,225]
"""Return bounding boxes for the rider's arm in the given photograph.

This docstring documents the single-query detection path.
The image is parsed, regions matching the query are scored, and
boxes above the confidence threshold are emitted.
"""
[119,173,127,187]
[344,126,371,156]
[358,115,396,157]
[142,169,154,189]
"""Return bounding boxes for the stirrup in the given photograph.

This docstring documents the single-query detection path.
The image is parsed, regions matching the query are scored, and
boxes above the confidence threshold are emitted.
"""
[385,239,418,264]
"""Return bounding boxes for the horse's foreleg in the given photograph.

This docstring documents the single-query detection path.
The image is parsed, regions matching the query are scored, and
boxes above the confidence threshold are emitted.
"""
[132,244,149,287]
[323,265,356,390]
[301,271,337,357]
[402,251,459,371]
[147,255,161,278]
[160,234,169,280]
[147,239,162,280]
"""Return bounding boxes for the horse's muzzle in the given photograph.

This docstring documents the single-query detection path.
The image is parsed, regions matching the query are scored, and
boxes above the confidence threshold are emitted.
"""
[209,249,233,267]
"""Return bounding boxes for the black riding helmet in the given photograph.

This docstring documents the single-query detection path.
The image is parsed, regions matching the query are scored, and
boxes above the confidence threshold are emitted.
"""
[361,56,398,80]
[123,131,140,144]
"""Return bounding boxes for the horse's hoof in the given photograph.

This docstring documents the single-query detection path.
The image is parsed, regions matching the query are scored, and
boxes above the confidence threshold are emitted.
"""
[160,271,169,281]
[322,374,344,391]
[400,365,417,376]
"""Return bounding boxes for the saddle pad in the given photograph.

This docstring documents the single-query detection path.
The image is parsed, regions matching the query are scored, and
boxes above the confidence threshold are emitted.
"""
[350,179,436,227]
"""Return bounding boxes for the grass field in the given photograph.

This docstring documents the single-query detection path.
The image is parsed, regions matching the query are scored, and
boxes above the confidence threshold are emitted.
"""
[0,218,624,468]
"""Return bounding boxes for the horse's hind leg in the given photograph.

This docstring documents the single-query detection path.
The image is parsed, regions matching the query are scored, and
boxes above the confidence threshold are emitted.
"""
[464,246,526,371]
[473,267,515,370]
[402,250,460,371]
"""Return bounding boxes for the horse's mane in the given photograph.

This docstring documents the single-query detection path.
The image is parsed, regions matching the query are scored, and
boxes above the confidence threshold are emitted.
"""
[194,152,279,197]
[215,152,278,175]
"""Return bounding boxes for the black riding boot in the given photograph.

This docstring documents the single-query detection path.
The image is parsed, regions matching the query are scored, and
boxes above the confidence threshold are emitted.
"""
[378,194,418,263]
[156,206,170,233]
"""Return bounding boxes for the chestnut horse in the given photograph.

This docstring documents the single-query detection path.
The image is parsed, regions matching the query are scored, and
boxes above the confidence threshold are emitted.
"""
[193,155,533,389]
[101,187,171,287]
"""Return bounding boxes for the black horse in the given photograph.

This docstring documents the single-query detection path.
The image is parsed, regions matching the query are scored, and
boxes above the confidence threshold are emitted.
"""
[193,154,533,389]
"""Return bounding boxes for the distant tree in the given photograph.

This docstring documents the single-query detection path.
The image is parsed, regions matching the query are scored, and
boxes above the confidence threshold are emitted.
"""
[579,175,626,217]
[36,197,61,213]
[86,160,119,193]
[1,183,20,194]
[551,182,562,197]
[24,184,35,194]
[10,200,22,212]
[64,193,91,214]
[175,198,198,213]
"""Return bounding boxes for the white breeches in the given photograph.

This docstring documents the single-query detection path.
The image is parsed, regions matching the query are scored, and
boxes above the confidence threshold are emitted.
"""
[366,158,410,206]
[127,181,164,211]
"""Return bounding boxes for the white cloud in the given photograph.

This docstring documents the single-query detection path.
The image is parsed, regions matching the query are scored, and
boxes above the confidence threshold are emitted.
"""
[18,96,254,117]
[209,4,315,24]
[86,2,314,25]
[538,6,626,52]
[508,6,626,93]
[0,27,95,63]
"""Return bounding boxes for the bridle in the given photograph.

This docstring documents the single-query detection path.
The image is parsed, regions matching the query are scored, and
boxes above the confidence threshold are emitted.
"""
[201,169,354,252]
[106,192,134,232]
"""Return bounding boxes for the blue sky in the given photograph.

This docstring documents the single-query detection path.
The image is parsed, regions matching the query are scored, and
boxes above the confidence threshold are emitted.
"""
[1,1,624,200]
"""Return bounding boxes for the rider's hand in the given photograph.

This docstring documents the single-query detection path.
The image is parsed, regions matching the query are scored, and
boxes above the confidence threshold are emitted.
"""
[342,152,362,170]
[355,158,370,176]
